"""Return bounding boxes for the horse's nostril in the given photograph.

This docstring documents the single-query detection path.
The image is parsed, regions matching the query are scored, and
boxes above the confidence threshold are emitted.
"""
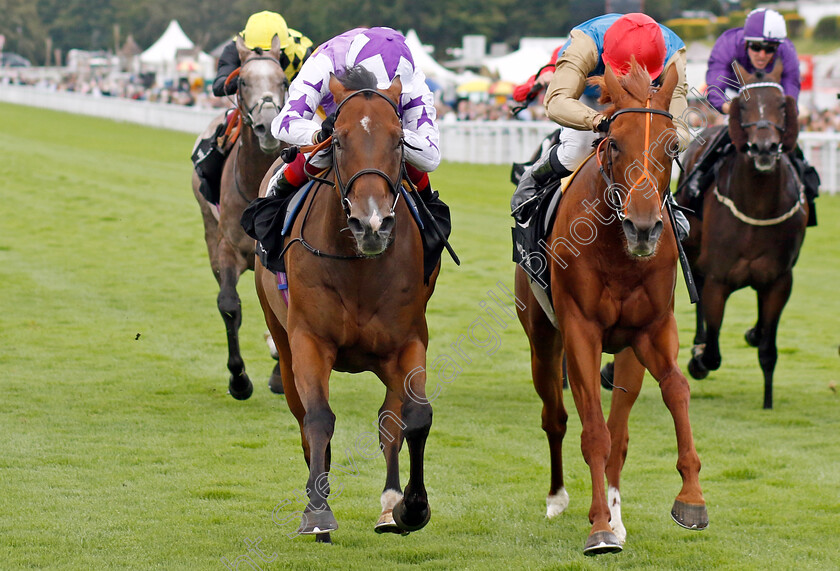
[379,215,395,235]
[622,219,637,240]
[253,124,267,136]
[348,217,365,235]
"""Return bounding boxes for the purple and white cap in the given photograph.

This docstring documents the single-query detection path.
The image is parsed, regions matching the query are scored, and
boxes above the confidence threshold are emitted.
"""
[344,27,416,93]
[743,8,787,43]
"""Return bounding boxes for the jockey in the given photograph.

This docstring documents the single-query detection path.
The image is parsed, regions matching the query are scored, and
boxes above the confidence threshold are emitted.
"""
[683,8,819,226]
[212,11,313,96]
[267,26,442,204]
[242,27,449,275]
[510,13,691,239]
[192,11,313,203]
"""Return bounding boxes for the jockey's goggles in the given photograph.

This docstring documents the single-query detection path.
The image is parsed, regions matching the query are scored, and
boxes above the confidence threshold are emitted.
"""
[747,41,778,54]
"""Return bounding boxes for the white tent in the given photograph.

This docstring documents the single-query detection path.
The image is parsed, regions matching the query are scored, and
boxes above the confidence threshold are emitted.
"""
[482,46,554,84]
[404,29,459,86]
[140,20,214,80]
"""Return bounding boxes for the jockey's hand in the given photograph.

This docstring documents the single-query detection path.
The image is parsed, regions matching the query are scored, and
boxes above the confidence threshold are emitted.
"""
[595,116,610,133]
[280,146,299,164]
[314,112,336,144]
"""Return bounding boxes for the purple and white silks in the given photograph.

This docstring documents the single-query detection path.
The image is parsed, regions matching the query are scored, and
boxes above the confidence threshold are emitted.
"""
[271,27,440,172]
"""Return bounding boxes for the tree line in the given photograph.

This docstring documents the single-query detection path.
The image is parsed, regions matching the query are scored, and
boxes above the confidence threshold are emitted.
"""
[2,0,725,66]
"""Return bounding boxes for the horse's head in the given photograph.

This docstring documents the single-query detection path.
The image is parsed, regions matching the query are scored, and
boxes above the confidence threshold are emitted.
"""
[728,60,798,172]
[328,67,404,256]
[234,35,288,153]
[594,59,680,257]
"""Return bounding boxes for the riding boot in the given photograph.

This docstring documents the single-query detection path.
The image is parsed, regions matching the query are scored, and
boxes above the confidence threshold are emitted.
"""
[679,128,731,200]
[790,147,820,227]
[191,122,228,204]
[511,144,571,224]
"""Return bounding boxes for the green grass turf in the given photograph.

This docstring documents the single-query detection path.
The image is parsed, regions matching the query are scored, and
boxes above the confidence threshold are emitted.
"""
[1,101,838,569]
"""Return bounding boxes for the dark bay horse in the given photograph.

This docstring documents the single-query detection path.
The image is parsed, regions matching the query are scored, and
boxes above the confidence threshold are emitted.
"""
[516,61,707,555]
[679,61,806,409]
[254,68,440,542]
[191,36,288,399]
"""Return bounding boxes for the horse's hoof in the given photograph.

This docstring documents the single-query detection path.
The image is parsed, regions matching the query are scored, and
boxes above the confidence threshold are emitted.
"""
[374,509,410,535]
[687,356,709,380]
[228,374,253,400]
[600,361,615,391]
[744,327,761,347]
[298,508,338,535]
[392,499,431,532]
[671,500,709,531]
[583,530,623,556]
[314,533,332,544]
[268,363,284,395]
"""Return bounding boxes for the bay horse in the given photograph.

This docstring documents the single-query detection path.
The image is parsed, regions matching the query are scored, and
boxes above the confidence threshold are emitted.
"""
[679,61,806,409]
[515,61,707,555]
[191,35,288,399]
[254,68,439,542]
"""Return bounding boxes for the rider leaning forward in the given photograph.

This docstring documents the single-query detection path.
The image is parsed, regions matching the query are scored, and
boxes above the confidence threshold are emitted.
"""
[682,8,819,226]
[192,11,313,203]
[510,12,691,240]
[241,26,451,274]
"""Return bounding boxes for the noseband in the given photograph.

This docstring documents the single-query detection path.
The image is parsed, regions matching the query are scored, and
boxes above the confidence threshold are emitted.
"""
[737,82,785,158]
[327,89,405,217]
[224,55,289,126]
[597,101,674,220]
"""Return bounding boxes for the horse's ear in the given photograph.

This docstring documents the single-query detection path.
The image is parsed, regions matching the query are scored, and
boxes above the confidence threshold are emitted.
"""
[235,35,251,64]
[652,63,679,111]
[329,72,349,104]
[385,76,402,104]
[269,34,282,61]
[768,58,783,83]
[732,60,751,88]
[603,64,624,104]
[780,95,799,152]
[728,98,748,152]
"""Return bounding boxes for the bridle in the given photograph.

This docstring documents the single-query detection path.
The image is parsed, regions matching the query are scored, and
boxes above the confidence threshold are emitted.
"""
[736,81,786,158]
[224,55,289,127]
[309,88,405,218]
[284,88,406,260]
[596,98,674,220]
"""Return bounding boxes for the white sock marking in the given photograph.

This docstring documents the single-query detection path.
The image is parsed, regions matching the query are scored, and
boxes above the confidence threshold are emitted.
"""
[608,486,626,544]
[546,487,570,518]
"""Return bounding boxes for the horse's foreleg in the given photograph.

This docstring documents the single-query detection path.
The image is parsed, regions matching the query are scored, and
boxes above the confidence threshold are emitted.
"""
[289,331,338,536]
[529,330,569,518]
[635,317,708,532]
[692,279,731,375]
[756,273,793,409]
[217,242,252,400]
[563,321,619,554]
[373,388,405,534]
[388,340,432,533]
[604,347,645,545]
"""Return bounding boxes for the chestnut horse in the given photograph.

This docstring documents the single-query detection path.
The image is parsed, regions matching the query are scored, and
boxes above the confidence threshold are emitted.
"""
[515,62,707,555]
[191,36,288,399]
[254,68,439,542]
[679,61,806,409]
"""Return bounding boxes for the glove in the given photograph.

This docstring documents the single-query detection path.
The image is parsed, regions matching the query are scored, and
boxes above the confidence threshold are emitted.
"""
[314,112,336,144]
[280,145,299,164]
[595,117,610,134]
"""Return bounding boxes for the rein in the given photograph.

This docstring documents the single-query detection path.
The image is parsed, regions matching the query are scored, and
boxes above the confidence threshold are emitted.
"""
[284,88,405,260]
[597,100,673,220]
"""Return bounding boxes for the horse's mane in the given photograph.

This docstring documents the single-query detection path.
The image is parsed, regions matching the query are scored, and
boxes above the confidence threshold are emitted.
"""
[337,65,379,91]
[588,58,655,118]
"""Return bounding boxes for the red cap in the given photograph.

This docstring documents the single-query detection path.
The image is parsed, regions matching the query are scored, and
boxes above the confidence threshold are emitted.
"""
[603,13,666,80]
